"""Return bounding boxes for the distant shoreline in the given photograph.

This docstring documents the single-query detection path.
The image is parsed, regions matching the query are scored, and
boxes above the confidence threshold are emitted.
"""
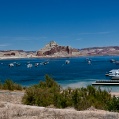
[0,54,119,60]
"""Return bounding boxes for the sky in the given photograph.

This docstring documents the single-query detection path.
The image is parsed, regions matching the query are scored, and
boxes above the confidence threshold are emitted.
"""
[0,0,119,51]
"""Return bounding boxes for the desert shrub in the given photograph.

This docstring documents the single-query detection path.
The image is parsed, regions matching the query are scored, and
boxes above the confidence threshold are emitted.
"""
[13,83,22,90]
[0,79,22,91]
[106,96,119,112]
[22,75,61,107]
[3,80,15,90]
[0,81,2,89]
[22,75,119,111]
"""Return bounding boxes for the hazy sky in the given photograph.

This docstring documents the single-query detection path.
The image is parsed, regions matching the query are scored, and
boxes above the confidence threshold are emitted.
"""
[0,0,119,51]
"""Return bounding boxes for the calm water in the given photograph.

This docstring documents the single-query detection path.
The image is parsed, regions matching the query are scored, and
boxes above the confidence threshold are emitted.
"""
[0,56,119,92]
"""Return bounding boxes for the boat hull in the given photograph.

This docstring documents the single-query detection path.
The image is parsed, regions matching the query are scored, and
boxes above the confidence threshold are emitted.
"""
[111,76,119,80]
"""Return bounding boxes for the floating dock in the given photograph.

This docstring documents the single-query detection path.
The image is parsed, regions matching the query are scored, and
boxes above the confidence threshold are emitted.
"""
[92,80,119,85]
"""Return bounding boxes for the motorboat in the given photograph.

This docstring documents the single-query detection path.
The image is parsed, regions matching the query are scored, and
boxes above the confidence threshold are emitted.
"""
[27,64,33,68]
[43,61,49,65]
[9,63,14,67]
[108,69,119,76]
[110,59,115,63]
[40,61,49,65]
[35,63,39,67]
[15,62,21,66]
[106,69,119,80]
[110,59,119,65]
[86,58,91,64]
[65,60,70,64]
[88,60,91,64]
[92,69,119,85]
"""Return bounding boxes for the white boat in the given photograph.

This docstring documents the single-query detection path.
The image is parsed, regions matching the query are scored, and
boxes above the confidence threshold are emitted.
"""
[110,59,115,63]
[27,64,33,68]
[65,60,70,64]
[86,58,91,64]
[108,69,119,76]
[93,69,119,85]
[88,60,91,64]
[9,63,14,67]
[43,61,49,65]
[106,69,119,80]
[35,63,39,67]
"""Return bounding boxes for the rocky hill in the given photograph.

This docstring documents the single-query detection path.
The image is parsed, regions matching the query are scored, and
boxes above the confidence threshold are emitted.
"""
[37,41,119,57]
[0,42,119,59]
[0,50,36,59]
[36,41,80,57]
[80,46,119,56]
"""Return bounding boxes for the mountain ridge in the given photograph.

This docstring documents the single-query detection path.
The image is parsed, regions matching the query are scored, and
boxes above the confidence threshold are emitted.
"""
[0,41,119,58]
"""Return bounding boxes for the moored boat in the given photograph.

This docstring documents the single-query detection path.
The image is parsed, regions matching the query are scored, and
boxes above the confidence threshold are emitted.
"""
[27,64,33,68]
[65,60,70,64]
[92,69,119,85]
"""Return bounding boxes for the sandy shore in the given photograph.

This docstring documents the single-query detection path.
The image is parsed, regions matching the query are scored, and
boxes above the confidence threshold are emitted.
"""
[0,56,27,60]
[110,92,119,97]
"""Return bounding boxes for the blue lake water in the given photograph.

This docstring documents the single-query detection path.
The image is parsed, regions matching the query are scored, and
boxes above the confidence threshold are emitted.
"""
[0,56,119,92]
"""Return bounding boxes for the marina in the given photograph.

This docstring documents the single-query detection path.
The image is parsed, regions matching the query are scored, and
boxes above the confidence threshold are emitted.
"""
[92,68,119,85]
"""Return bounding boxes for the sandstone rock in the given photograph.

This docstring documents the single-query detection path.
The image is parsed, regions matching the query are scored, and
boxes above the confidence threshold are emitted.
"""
[37,41,80,57]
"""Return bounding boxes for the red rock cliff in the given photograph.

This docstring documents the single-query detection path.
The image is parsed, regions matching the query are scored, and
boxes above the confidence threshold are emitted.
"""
[36,41,80,57]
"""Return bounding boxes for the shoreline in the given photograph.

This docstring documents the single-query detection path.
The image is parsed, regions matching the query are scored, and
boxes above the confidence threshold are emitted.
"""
[0,54,119,60]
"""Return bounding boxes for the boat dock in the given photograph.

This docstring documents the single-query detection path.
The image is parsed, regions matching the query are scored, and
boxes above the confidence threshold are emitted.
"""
[92,80,119,85]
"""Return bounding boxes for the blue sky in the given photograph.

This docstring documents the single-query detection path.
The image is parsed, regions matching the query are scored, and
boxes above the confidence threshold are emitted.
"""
[0,0,119,51]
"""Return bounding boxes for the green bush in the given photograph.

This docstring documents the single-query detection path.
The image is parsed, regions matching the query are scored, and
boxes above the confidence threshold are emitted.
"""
[22,75,115,111]
[0,79,22,91]
[3,80,15,90]
[106,96,119,112]
[22,75,61,107]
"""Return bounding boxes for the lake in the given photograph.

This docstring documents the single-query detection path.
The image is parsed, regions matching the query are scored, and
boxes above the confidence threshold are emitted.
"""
[0,56,119,92]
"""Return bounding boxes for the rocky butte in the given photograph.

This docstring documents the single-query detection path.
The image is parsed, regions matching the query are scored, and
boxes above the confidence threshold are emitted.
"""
[36,41,81,57]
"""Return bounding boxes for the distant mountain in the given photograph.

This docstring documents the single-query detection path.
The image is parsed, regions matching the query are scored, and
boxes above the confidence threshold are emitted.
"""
[0,42,119,58]
[0,50,36,58]
[37,41,119,57]
[80,46,119,56]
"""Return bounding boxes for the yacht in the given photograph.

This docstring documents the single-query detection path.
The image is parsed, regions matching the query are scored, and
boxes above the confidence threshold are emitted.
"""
[92,69,119,85]
[108,69,119,78]
[105,69,119,80]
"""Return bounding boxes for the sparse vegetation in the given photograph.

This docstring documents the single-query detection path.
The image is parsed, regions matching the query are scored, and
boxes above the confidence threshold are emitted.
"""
[1,76,119,112]
[0,79,22,91]
[22,75,119,111]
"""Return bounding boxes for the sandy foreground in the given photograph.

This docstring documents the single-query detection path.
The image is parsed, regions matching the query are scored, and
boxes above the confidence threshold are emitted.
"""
[0,90,119,119]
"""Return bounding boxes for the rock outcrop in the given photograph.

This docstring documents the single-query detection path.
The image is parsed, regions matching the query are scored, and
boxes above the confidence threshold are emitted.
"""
[36,41,80,57]
[1,42,119,59]
[80,46,119,56]
[0,50,36,59]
